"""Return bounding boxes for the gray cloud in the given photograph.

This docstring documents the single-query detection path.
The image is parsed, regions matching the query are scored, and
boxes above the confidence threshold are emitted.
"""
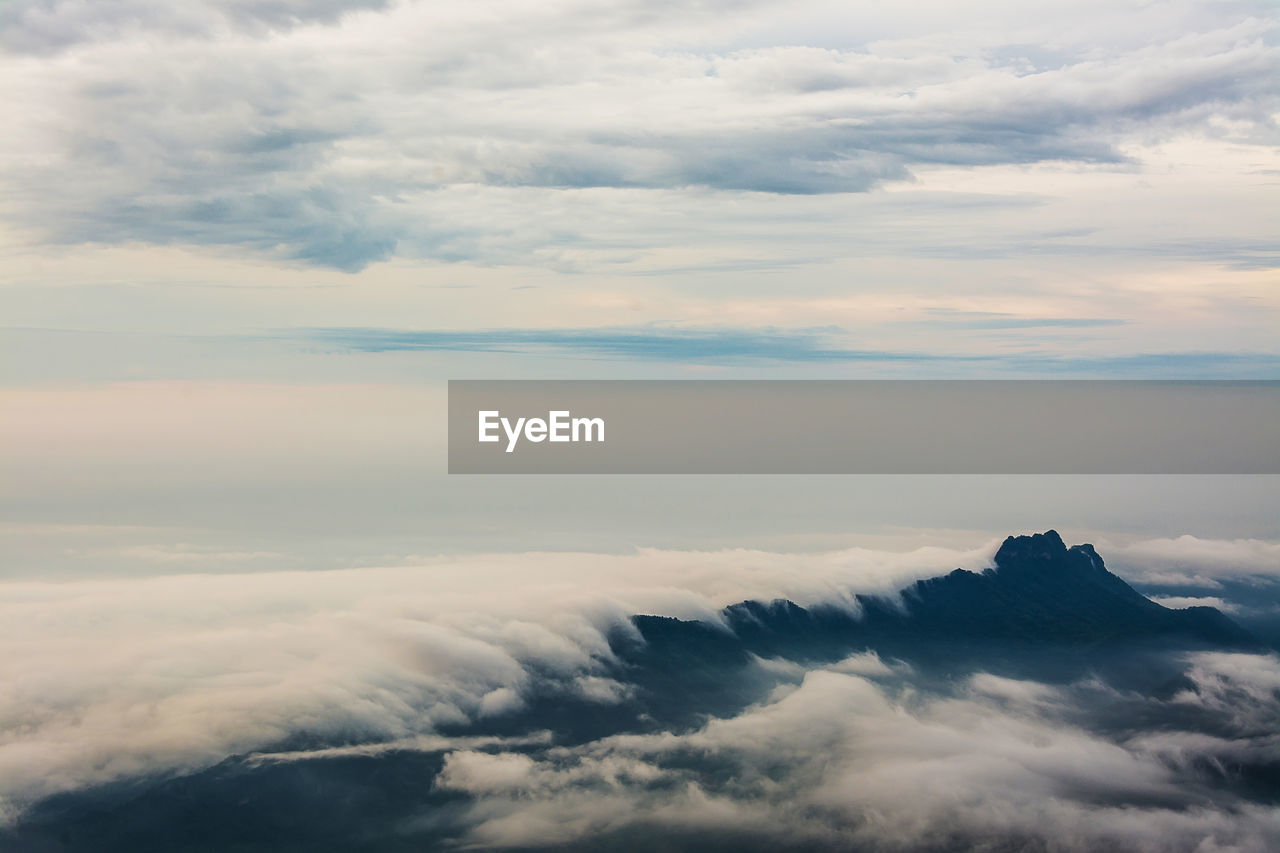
[1,1,1275,269]
[0,0,392,54]
[298,325,1280,375]
[303,325,969,363]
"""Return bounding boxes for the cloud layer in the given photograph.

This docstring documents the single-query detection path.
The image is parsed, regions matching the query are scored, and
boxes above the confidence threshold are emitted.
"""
[3,532,1280,850]
[0,542,991,817]
[2,0,1275,269]
[436,659,1280,851]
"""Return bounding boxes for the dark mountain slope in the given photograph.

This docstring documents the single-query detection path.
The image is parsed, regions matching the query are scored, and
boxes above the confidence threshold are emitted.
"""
[613,531,1257,716]
[721,529,1253,651]
[861,529,1251,646]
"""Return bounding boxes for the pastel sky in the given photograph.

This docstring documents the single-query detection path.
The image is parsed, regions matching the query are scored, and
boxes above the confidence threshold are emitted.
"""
[1,0,1278,573]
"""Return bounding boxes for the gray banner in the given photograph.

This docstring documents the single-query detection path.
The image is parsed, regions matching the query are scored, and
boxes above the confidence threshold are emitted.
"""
[448,380,1279,474]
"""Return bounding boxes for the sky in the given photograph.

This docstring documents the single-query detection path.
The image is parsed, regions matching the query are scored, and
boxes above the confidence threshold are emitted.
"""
[2,0,1279,573]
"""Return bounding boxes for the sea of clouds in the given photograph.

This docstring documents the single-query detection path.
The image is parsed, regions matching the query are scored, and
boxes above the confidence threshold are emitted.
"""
[3,535,1280,849]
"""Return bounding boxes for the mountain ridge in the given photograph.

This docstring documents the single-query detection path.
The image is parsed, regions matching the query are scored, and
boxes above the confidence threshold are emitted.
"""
[714,529,1255,650]
[612,531,1258,722]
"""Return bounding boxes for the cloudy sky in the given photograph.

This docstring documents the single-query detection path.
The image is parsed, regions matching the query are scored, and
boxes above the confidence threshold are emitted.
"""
[2,1,1280,543]
[1,4,1279,847]
[2,0,1277,572]
[2,0,1276,368]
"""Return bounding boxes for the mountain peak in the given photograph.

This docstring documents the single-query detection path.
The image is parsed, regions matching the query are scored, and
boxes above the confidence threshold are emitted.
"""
[989,530,1122,591]
[993,530,1067,567]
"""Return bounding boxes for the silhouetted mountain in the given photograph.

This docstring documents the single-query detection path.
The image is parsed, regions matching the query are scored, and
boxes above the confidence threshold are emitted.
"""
[872,529,1243,642]
[891,529,1250,644]
[611,531,1258,720]
[718,529,1249,650]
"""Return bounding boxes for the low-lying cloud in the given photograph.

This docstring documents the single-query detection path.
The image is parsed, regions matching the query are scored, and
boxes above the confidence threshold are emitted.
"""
[4,532,1280,850]
[0,542,993,818]
[435,658,1280,851]
[1110,535,1280,586]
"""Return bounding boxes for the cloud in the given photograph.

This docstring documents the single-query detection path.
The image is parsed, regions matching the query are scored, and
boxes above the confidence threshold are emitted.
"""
[0,542,994,819]
[436,659,1280,851]
[1110,535,1280,586]
[0,0,393,54]
[1171,651,1280,732]
[298,326,1280,375]
[1150,595,1241,614]
[304,325,976,363]
[1,0,1275,268]
[3,537,1280,848]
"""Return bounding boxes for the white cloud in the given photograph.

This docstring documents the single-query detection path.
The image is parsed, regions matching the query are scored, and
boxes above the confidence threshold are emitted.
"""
[1110,535,1280,585]
[437,662,1280,850]
[0,541,991,820]
[1150,595,1241,613]
[1171,651,1280,732]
